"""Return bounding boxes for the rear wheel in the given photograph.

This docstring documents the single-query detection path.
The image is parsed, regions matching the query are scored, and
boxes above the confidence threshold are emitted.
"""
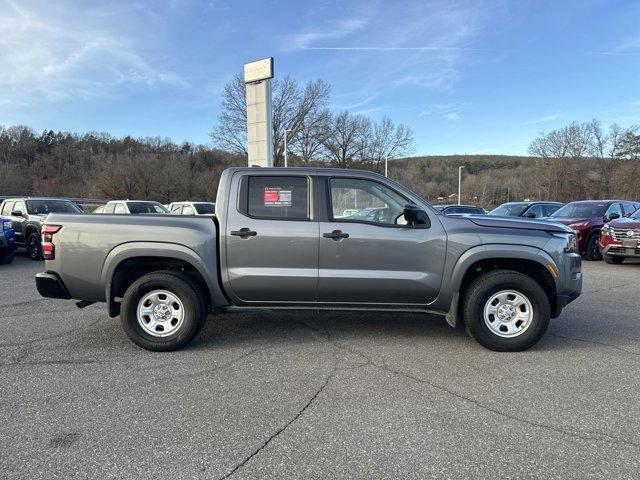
[27,232,43,260]
[462,270,550,352]
[120,272,206,351]
[603,254,624,265]
[584,233,602,261]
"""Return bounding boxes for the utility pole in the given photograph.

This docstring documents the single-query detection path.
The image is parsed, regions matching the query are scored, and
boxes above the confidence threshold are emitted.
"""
[284,129,293,168]
[458,165,465,205]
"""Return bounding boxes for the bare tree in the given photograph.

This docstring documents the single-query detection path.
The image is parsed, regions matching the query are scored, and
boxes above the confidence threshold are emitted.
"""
[321,111,369,167]
[210,74,330,165]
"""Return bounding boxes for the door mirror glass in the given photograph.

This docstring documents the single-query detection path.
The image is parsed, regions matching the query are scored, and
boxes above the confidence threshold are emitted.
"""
[607,212,620,221]
[403,204,430,228]
[11,209,23,217]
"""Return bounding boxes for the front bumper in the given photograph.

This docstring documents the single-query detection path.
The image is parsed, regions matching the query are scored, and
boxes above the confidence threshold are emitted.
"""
[35,272,71,299]
[601,244,640,258]
[552,252,582,318]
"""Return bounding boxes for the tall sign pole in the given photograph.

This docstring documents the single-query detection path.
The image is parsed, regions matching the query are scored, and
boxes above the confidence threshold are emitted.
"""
[244,57,274,167]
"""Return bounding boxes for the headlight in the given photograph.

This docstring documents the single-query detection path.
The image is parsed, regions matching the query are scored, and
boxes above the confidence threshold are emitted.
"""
[569,221,588,229]
[565,233,578,253]
[2,221,12,231]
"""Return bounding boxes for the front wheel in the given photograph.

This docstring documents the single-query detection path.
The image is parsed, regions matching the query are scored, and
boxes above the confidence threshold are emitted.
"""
[462,270,550,352]
[584,233,602,261]
[120,272,207,351]
[27,232,43,260]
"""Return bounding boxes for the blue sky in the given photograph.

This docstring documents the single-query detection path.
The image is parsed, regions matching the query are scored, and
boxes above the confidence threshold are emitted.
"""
[1,0,639,155]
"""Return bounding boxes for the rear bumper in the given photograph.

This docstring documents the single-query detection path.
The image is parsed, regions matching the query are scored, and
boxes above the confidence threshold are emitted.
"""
[35,272,71,299]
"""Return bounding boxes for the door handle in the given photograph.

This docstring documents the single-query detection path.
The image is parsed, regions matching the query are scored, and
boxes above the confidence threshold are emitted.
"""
[230,228,257,239]
[323,230,349,240]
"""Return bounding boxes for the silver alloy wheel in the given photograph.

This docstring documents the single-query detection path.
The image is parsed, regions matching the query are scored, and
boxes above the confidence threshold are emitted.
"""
[483,290,534,338]
[137,290,185,337]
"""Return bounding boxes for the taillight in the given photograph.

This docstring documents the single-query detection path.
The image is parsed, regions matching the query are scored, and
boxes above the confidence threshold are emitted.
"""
[42,225,61,260]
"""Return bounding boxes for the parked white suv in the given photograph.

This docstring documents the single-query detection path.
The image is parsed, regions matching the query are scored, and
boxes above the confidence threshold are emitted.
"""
[101,200,169,214]
[168,202,215,216]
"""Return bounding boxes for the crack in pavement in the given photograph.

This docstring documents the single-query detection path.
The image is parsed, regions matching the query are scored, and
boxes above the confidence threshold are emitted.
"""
[0,318,103,348]
[299,319,640,451]
[548,333,640,357]
[218,364,338,480]
[581,282,636,295]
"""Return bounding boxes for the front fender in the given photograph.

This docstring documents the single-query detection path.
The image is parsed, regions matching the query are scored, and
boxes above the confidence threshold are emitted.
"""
[433,244,558,327]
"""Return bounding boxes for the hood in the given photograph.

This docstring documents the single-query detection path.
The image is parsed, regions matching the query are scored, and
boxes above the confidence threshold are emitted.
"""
[467,215,573,233]
[541,217,594,227]
[609,217,640,228]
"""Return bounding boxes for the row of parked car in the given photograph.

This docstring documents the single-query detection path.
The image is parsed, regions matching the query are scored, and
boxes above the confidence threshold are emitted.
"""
[436,199,640,264]
[2,193,639,266]
[0,197,215,263]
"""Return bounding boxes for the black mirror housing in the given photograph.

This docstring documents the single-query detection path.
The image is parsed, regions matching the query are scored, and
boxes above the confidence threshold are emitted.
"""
[524,212,536,218]
[11,209,23,217]
[608,213,620,221]
[404,204,431,229]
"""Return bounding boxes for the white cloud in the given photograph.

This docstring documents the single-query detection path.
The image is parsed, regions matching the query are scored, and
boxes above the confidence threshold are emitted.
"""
[630,100,640,107]
[283,1,497,91]
[524,113,560,125]
[0,1,186,110]
[419,102,468,121]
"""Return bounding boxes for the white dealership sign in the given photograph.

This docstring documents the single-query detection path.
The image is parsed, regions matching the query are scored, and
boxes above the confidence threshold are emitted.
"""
[244,58,274,167]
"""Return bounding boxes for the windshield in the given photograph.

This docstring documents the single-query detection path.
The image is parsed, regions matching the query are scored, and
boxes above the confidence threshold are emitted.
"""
[551,202,607,218]
[631,209,640,220]
[194,203,215,215]
[127,202,169,214]
[488,203,528,216]
[26,200,82,215]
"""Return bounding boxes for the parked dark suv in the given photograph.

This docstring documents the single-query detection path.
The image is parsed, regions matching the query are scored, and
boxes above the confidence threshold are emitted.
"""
[0,198,82,260]
[546,200,640,260]
[488,201,562,219]
[435,204,486,216]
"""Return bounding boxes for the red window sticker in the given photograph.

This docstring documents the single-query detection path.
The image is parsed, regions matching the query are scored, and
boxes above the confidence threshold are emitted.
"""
[264,187,292,207]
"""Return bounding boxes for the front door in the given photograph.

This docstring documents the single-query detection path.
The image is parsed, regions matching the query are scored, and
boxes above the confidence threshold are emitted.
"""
[225,174,319,303]
[318,177,447,305]
[11,200,27,246]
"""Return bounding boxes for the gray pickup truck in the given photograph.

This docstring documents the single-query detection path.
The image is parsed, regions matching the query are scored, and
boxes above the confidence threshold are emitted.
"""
[35,167,582,352]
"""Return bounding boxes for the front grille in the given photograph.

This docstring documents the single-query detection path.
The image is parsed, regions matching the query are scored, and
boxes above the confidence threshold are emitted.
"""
[608,246,640,256]
[610,227,640,241]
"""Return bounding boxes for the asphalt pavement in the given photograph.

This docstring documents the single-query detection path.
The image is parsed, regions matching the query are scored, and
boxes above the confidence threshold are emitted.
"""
[1,254,639,479]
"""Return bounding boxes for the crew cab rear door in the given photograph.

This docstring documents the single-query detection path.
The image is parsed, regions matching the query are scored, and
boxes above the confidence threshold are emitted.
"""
[317,175,446,306]
[224,173,319,303]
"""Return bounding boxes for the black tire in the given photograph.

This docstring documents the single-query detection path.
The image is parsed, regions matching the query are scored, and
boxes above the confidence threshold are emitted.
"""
[0,248,15,265]
[120,271,206,351]
[603,254,624,265]
[27,232,43,260]
[462,270,550,352]
[584,232,602,261]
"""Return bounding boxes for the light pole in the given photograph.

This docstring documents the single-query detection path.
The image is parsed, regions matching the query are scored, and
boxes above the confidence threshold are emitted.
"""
[385,157,389,177]
[458,165,465,205]
[284,129,293,168]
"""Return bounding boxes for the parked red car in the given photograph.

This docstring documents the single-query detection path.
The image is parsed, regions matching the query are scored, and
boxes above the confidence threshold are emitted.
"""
[599,207,640,264]
[546,200,640,260]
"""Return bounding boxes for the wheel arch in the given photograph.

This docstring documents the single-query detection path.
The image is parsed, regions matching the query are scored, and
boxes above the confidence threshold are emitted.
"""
[102,242,228,318]
[442,245,558,328]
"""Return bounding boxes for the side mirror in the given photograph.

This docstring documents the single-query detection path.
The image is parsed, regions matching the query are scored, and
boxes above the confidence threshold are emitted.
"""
[606,213,620,221]
[11,209,23,217]
[524,212,536,218]
[403,204,431,229]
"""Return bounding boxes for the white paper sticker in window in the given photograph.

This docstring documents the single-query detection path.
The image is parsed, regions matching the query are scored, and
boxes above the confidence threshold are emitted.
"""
[264,188,292,207]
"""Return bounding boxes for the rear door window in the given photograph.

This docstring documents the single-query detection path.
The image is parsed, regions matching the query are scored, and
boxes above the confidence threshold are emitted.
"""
[114,203,127,214]
[182,205,195,215]
[1,201,14,215]
[246,176,309,220]
[105,203,115,214]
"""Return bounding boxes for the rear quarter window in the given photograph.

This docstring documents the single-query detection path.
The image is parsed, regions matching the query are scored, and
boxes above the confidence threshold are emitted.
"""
[246,176,309,220]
